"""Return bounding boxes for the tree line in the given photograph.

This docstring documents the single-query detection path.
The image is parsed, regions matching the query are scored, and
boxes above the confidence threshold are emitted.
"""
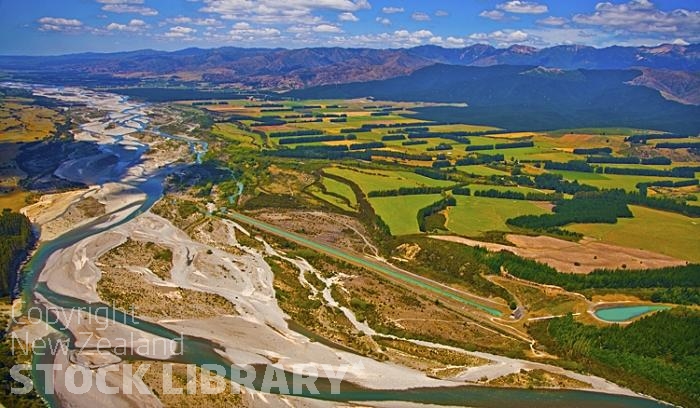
[656,141,700,149]
[417,197,456,232]
[573,147,612,155]
[427,143,453,151]
[586,156,672,165]
[466,141,534,151]
[269,129,324,138]
[0,210,34,297]
[626,133,690,143]
[455,153,505,165]
[474,189,562,201]
[507,190,633,230]
[533,173,598,194]
[381,134,406,141]
[402,140,427,146]
[602,165,699,178]
[278,135,346,144]
[529,309,700,407]
[368,186,453,197]
[414,168,450,180]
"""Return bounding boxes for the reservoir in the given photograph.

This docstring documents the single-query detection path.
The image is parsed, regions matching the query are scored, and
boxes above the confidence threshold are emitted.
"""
[594,305,670,322]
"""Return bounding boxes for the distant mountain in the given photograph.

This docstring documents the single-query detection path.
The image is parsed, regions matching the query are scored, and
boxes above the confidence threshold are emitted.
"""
[288,64,700,134]
[628,68,700,105]
[409,43,700,71]
[1,44,698,91]
[0,47,431,89]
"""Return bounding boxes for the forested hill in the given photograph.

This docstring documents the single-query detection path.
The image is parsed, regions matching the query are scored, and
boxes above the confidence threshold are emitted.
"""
[0,210,33,298]
[288,64,700,134]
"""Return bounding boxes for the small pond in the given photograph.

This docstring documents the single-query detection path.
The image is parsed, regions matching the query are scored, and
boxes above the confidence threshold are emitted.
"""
[594,305,670,322]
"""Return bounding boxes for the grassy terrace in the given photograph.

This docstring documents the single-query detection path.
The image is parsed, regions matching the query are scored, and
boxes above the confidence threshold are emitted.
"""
[369,194,444,235]
[202,96,698,274]
[324,166,453,192]
[447,196,550,237]
[322,176,357,207]
[550,170,685,192]
[567,205,700,263]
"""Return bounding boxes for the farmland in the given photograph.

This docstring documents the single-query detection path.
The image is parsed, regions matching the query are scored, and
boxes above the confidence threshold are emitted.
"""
[446,196,550,237]
[0,99,60,142]
[0,94,68,209]
[567,206,700,263]
[194,98,699,257]
[324,166,453,193]
[369,194,445,235]
[3,83,699,408]
[134,90,700,408]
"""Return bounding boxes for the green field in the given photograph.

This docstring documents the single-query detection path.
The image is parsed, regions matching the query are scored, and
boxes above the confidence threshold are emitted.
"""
[566,205,700,263]
[456,165,510,176]
[369,194,444,235]
[308,186,355,212]
[322,177,357,207]
[212,123,265,148]
[446,196,550,237]
[550,170,682,191]
[470,184,547,194]
[324,166,453,193]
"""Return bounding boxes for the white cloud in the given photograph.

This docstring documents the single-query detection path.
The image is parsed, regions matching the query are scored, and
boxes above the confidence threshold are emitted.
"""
[37,17,83,32]
[102,5,158,16]
[480,10,505,21]
[572,0,700,40]
[537,16,567,26]
[381,7,403,14]
[496,1,548,14]
[435,10,449,17]
[106,18,147,32]
[193,18,221,26]
[329,29,445,48]
[411,12,430,22]
[313,24,342,33]
[166,16,222,26]
[201,0,370,24]
[376,17,391,26]
[228,23,281,40]
[166,16,192,24]
[469,29,529,44]
[338,12,359,22]
[232,22,251,30]
[164,25,197,38]
[445,36,466,47]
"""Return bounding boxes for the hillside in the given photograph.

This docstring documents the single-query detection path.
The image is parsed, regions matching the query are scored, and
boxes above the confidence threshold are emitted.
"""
[288,64,700,134]
[629,68,700,105]
[1,43,699,90]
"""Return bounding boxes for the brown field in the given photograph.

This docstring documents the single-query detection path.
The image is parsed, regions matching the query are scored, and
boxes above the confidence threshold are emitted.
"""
[431,234,686,274]
[0,101,60,142]
[0,191,32,211]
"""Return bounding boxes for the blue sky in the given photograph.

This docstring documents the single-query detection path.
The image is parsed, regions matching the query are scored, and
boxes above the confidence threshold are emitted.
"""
[0,0,698,55]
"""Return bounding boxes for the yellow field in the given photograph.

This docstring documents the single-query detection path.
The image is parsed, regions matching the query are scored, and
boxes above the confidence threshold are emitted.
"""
[211,123,264,148]
[0,101,60,142]
[0,191,31,212]
[567,206,700,263]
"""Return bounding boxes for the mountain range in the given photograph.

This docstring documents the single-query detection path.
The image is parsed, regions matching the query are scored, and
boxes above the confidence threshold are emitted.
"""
[1,43,698,93]
[288,64,700,134]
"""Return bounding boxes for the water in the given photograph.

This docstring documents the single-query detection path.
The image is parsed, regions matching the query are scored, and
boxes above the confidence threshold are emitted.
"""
[594,305,671,322]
